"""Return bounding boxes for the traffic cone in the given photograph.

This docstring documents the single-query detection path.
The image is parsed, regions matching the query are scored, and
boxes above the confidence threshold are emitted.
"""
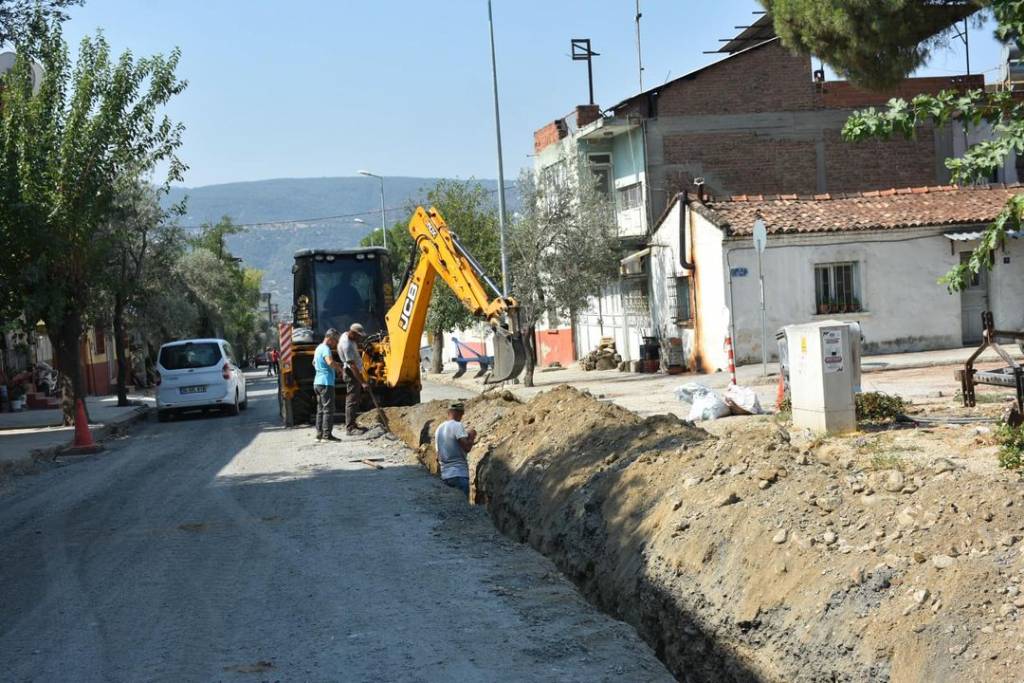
[66,398,103,455]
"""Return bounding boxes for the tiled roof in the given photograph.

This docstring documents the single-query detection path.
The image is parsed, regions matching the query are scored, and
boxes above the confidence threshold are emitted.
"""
[691,184,1023,236]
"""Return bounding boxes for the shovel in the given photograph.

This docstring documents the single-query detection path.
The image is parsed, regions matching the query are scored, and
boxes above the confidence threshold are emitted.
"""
[366,384,390,432]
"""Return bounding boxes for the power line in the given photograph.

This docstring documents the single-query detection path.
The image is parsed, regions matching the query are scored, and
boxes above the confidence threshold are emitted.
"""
[177,183,518,231]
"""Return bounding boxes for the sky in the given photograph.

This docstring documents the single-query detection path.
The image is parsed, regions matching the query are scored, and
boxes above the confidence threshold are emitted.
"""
[60,1,1004,188]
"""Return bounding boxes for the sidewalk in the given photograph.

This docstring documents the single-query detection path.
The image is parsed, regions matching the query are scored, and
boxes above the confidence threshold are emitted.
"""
[0,393,154,474]
[428,344,1024,420]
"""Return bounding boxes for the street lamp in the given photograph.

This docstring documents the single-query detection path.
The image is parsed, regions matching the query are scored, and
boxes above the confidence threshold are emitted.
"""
[487,0,510,296]
[357,170,387,251]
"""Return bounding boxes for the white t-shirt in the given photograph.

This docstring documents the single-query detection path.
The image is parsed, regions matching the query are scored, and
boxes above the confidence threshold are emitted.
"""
[435,419,469,480]
[339,332,363,371]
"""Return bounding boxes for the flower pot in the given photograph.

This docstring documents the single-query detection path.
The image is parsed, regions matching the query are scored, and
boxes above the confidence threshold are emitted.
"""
[11,398,25,412]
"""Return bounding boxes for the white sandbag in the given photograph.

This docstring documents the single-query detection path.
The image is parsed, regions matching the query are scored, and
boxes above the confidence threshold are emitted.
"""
[724,384,763,415]
[674,382,709,404]
[688,389,731,422]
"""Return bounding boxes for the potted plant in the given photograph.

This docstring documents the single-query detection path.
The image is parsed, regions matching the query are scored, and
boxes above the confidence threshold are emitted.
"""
[851,297,862,313]
[817,301,829,315]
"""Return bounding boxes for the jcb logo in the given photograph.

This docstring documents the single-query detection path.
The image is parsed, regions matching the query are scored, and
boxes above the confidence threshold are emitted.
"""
[399,282,419,330]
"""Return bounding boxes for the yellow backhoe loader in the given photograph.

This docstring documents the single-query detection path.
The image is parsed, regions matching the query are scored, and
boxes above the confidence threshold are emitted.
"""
[277,206,525,425]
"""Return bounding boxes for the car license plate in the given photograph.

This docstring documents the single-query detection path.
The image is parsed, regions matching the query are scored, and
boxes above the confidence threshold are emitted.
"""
[180,385,206,395]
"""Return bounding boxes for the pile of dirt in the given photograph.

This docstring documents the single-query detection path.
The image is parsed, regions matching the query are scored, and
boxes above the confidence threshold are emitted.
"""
[370,385,1024,682]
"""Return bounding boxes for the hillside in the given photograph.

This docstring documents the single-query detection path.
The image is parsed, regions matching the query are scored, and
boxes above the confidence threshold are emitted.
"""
[162,176,508,310]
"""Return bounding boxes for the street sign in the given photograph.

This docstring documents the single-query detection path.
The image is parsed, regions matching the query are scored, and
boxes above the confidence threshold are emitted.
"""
[753,218,767,253]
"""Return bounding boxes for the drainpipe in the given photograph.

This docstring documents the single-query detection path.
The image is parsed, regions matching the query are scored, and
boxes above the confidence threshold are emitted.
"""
[679,191,695,271]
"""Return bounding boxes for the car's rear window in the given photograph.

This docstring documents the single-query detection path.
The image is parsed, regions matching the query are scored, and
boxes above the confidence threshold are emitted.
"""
[159,342,222,370]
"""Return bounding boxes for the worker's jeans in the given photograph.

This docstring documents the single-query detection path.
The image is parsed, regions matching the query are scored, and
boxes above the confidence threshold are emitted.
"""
[344,371,363,431]
[313,384,335,438]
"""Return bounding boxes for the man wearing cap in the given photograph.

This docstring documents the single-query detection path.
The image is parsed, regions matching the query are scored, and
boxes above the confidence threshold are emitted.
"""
[313,329,344,442]
[339,323,369,435]
[435,401,477,496]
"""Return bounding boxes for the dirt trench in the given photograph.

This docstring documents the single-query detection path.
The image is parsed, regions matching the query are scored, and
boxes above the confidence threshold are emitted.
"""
[362,386,1024,682]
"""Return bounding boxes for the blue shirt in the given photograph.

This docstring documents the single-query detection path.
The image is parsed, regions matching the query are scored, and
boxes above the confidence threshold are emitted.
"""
[313,342,336,386]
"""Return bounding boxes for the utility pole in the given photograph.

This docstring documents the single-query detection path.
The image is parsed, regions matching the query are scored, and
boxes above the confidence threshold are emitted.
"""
[488,0,510,296]
[571,38,599,106]
[635,0,644,91]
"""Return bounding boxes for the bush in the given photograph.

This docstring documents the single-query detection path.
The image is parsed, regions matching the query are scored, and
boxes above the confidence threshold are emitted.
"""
[856,392,906,421]
[996,422,1024,470]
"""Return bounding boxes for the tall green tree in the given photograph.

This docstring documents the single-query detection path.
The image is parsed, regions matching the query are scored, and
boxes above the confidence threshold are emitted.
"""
[511,159,619,387]
[0,15,185,422]
[763,0,1022,290]
[0,0,82,46]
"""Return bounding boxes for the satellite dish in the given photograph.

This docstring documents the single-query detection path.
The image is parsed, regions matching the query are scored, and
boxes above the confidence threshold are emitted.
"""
[0,51,43,94]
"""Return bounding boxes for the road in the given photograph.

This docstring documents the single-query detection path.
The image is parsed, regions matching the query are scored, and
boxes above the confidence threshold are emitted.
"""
[0,372,671,682]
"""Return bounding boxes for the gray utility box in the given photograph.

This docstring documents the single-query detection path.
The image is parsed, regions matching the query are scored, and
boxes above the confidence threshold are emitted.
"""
[784,321,860,434]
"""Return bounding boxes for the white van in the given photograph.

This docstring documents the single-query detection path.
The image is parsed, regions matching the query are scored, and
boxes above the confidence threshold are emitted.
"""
[156,338,247,422]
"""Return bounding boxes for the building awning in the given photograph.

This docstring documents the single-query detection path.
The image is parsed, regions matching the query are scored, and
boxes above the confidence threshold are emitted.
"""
[945,230,1022,241]
[620,247,651,266]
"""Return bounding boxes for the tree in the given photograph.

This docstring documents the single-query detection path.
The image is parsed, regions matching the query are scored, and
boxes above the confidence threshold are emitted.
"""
[762,1,983,89]
[359,181,501,373]
[0,0,82,46]
[180,217,264,361]
[0,15,186,422]
[510,160,620,387]
[99,180,182,406]
[763,0,1021,291]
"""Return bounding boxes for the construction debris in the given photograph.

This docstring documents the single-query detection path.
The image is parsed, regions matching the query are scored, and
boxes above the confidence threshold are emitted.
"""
[581,337,621,371]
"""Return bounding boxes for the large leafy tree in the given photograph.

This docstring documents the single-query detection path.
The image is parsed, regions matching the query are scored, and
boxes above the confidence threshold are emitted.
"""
[762,0,1022,290]
[0,15,185,421]
[511,159,620,387]
[0,0,82,46]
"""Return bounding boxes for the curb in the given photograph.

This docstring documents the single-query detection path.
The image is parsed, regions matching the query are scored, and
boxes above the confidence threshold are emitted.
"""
[0,405,151,476]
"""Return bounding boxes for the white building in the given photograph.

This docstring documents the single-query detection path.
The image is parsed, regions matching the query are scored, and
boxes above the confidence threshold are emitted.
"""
[647,184,1024,371]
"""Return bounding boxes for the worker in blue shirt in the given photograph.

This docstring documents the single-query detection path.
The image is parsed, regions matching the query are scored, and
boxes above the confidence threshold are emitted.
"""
[313,328,344,442]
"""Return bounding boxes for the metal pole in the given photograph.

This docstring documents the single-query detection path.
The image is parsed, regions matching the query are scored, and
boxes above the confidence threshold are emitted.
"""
[757,248,768,377]
[488,0,509,296]
[635,0,644,91]
[378,176,387,251]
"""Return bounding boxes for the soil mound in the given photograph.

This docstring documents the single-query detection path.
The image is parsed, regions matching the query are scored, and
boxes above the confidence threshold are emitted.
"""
[371,385,1024,682]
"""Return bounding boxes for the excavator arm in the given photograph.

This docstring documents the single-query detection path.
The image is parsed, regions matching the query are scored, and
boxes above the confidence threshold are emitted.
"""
[374,206,525,388]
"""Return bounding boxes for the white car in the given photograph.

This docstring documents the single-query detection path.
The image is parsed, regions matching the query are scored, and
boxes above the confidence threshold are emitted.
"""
[156,338,247,422]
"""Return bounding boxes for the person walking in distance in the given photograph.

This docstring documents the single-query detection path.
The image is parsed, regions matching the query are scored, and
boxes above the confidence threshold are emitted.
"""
[312,329,344,442]
[265,347,274,377]
[270,347,279,376]
[339,323,369,436]
[435,401,477,496]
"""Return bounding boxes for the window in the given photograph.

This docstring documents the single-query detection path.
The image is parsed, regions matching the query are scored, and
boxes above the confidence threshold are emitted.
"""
[814,262,862,314]
[588,153,612,197]
[671,276,692,322]
[617,183,643,211]
[159,342,222,370]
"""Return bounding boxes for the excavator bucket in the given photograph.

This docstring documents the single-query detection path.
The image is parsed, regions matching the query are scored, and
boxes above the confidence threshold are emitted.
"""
[487,327,527,384]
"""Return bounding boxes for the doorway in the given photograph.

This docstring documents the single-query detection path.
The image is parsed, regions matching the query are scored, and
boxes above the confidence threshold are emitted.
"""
[960,251,989,344]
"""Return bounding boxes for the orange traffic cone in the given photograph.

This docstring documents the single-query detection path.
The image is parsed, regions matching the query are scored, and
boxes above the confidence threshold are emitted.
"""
[66,398,103,455]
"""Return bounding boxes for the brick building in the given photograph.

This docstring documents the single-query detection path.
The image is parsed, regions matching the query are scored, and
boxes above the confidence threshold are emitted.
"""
[531,14,990,368]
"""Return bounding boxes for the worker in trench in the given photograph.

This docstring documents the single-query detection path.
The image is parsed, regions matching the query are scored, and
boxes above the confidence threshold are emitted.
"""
[435,401,477,496]
[338,323,369,436]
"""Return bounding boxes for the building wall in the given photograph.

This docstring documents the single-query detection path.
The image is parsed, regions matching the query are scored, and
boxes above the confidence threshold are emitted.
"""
[648,202,697,368]
[717,225,973,364]
[615,40,975,219]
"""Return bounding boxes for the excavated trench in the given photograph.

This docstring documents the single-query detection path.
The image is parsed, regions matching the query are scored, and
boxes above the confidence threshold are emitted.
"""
[361,386,1023,683]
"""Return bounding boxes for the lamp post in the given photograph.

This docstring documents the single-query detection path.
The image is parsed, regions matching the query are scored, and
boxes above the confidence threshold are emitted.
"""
[487,0,510,296]
[357,170,387,251]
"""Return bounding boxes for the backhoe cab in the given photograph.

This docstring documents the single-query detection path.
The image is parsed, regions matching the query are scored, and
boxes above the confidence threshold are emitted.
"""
[277,207,525,427]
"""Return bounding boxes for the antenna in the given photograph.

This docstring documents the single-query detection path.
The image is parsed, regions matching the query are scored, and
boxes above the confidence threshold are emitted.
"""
[571,38,599,105]
[635,1,644,91]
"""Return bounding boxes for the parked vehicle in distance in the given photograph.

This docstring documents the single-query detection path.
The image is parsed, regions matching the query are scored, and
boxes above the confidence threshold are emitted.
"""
[253,350,269,368]
[155,338,247,422]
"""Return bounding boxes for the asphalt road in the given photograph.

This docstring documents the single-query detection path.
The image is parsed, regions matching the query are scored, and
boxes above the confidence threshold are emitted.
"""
[0,372,671,682]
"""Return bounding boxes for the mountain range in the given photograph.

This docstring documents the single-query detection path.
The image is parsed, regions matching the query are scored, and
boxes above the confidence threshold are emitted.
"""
[162,176,506,312]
